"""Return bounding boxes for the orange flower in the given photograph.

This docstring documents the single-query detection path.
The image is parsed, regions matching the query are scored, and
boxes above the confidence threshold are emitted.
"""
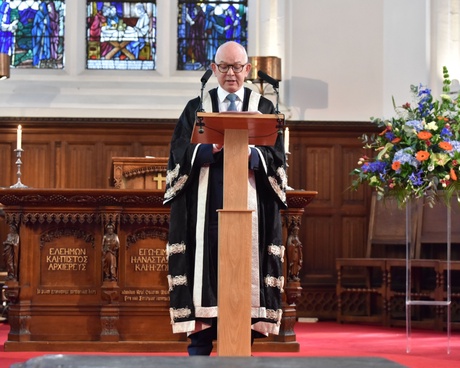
[437,116,448,122]
[439,141,453,151]
[451,168,458,181]
[391,137,401,143]
[379,127,389,136]
[416,150,430,161]
[417,131,432,140]
[391,161,401,171]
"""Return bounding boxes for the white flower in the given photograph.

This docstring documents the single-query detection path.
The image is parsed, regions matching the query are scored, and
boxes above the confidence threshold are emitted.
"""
[440,94,452,101]
[426,121,438,131]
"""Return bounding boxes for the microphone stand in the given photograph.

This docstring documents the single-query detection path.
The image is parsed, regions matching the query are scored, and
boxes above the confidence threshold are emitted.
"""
[196,70,212,134]
[196,81,206,134]
[272,85,284,135]
[258,71,283,133]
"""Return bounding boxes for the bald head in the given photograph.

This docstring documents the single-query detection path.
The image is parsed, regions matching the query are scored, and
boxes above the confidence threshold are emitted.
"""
[214,41,248,64]
[211,41,251,93]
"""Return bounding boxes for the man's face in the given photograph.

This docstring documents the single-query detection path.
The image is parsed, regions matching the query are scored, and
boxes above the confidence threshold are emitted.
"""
[211,44,251,93]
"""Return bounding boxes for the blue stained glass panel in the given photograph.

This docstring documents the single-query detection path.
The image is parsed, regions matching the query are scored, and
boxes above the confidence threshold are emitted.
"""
[0,0,66,69]
[177,0,248,71]
[86,1,156,70]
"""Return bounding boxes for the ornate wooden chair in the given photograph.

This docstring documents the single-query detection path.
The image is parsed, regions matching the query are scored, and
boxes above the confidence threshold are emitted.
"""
[336,192,417,325]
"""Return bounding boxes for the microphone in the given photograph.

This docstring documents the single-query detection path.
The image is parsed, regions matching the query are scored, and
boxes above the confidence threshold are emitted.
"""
[257,70,281,114]
[257,70,279,89]
[201,69,213,86]
[197,69,213,133]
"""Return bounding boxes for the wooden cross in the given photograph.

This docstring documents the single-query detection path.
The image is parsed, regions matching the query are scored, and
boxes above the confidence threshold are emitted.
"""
[153,172,166,190]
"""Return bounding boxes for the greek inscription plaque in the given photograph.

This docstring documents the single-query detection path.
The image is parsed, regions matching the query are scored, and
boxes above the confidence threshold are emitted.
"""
[40,239,94,286]
[130,248,168,272]
[125,238,169,288]
[47,247,88,271]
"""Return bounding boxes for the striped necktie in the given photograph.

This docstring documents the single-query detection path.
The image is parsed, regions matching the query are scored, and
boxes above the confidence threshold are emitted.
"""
[226,93,238,111]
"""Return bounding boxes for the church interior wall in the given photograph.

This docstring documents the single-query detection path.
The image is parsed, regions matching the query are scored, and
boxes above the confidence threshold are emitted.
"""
[0,0,438,122]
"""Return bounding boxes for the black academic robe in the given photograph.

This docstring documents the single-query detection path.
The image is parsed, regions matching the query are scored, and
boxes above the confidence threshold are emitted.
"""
[164,87,287,336]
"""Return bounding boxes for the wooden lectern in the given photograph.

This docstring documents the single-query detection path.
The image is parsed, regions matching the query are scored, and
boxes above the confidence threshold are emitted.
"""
[192,112,284,356]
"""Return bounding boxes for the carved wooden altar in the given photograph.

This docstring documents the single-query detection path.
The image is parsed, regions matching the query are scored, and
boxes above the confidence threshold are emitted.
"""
[0,187,315,352]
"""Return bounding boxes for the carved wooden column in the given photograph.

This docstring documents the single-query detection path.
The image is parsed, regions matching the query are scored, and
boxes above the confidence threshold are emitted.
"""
[100,209,122,342]
[276,190,317,342]
[2,210,29,342]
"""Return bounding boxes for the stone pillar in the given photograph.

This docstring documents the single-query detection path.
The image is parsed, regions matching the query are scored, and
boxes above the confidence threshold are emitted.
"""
[248,0,287,107]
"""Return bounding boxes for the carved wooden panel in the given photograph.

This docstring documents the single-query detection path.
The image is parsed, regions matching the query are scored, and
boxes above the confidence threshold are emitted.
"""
[0,188,311,350]
[0,189,178,348]
[112,157,168,190]
[39,226,97,286]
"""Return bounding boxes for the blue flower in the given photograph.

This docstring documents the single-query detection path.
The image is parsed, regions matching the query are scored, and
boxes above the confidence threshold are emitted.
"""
[406,120,423,132]
[362,160,388,174]
[417,85,433,117]
[393,148,418,168]
[441,127,453,137]
[385,131,396,141]
[409,170,424,186]
[449,140,460,154]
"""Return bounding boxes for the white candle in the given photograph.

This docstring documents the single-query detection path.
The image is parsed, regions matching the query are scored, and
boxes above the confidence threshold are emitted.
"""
[284,127,289,153]
[17,125,22,150]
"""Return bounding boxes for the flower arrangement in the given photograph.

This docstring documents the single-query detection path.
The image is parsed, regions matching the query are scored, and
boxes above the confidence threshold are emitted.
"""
[351,66,460,206]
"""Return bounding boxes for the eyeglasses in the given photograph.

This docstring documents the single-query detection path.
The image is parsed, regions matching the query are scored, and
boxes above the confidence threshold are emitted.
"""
[216,63,247,73]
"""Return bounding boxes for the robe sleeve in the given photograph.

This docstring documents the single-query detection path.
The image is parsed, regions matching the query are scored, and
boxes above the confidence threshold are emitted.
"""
[163,97,202,204]
[253,97,288,208]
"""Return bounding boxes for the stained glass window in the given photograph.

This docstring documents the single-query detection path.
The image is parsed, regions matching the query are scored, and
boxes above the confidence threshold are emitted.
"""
[0,0,66,69]
[86,1,156,70]
[177,0,248,71]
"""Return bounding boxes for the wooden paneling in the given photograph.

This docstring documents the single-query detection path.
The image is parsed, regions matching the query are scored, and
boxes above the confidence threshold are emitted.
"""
[20,143,53,188]
[341,216,368,258]
[304,146,333,207]
[0,144,13,188]
[0,120,174,189]
[303,216,335,281]
[0,118,379,320]
[342,146,365,203]
[65,143,99,188]
[286,122,377,318]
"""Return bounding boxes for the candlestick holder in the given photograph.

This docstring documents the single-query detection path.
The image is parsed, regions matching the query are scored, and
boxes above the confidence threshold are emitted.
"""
[10,148,28,188]
[286,151,294,191]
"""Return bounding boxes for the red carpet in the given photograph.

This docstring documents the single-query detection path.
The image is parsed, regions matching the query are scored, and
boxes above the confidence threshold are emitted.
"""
[1,321,459,368]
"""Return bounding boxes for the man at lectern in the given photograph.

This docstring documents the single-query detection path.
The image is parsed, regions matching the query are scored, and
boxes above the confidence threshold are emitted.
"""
[164,41,287,356]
